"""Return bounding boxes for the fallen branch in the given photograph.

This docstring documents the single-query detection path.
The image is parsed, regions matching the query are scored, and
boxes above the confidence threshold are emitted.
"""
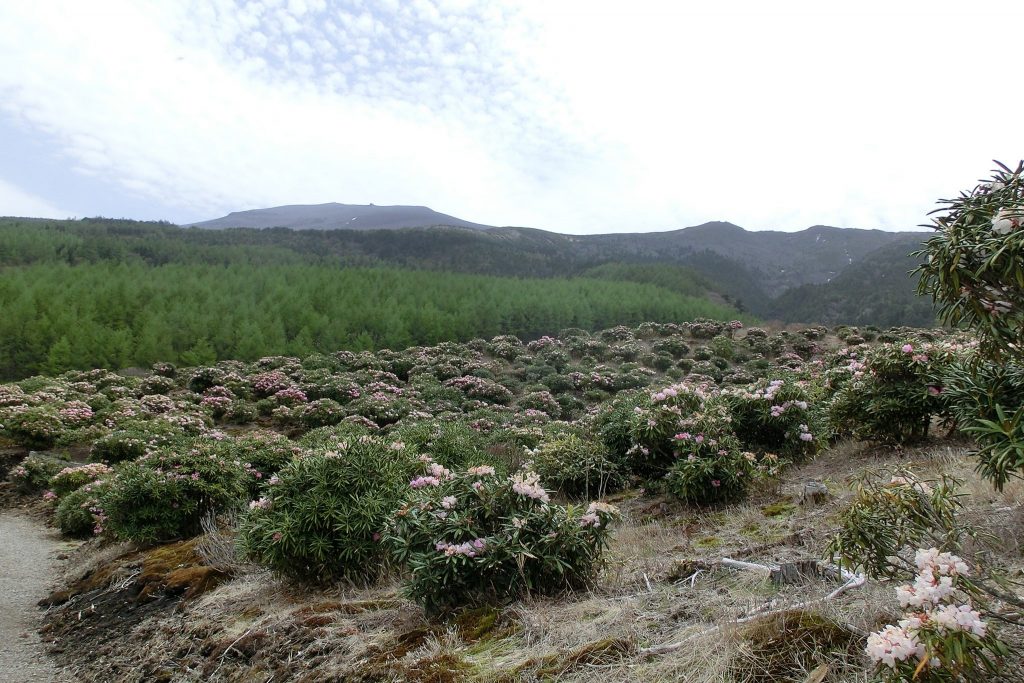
[638,560,867,656]
[720,557,773,574]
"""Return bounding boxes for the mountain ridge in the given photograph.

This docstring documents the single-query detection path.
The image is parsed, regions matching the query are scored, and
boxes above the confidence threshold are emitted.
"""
[184,202,933,325]
[189,202,495,231]
[4,206,936,326]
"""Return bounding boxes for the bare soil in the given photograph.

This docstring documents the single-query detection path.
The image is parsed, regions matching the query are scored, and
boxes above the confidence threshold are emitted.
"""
[0,511,73,682]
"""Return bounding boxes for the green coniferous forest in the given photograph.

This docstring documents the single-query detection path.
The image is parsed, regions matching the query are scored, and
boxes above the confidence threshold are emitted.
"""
[0,218,745,378]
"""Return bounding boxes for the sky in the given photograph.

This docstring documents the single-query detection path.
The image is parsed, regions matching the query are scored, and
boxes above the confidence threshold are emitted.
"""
[0,1,1021,235]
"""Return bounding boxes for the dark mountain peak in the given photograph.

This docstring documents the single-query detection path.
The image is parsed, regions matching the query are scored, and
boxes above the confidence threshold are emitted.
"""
[680,221,746,234]
[803,224,845,234]
[189,203,494,231]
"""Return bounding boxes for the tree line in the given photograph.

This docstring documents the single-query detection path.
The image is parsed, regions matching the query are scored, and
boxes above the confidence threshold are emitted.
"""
[0,261,742,378]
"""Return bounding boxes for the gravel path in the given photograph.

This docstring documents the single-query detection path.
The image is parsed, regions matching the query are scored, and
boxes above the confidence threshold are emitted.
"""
[0,512,71,682]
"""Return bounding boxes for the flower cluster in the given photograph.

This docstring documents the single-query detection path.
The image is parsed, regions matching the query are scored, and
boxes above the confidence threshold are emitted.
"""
[991,206,1023,235]
[866,625,926,668]
[867,548,994,677]
[252,370,292,396]
[435,538,486,557]
[889,475,934,495]
[248,496,272,510]
[579,501,617,527]
[798,424,813,441]
[510,470,550,503]
[895,548,971,608]
[58,401,94,424]
[49,462,113,497]
[410,460,453,488]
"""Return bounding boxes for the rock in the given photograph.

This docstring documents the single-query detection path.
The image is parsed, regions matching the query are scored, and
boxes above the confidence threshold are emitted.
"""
[799,481,829,505]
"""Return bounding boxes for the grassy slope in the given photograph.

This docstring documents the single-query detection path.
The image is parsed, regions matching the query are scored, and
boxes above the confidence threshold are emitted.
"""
[36,438,1023,682]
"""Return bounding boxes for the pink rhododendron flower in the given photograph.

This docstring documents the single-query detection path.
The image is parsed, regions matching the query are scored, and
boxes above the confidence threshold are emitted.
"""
[511,471,549,503]
[866,624,924,667]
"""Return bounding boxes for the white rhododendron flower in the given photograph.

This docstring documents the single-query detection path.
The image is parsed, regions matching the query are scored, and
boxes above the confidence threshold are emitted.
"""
[915,547,970,577]
[932,603,987,637]
[866,624,925,667]
[991,207,1023,235]
[868,548,990,672]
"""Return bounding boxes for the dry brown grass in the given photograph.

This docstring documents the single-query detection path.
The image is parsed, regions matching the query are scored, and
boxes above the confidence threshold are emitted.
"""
[43,436,1024,682]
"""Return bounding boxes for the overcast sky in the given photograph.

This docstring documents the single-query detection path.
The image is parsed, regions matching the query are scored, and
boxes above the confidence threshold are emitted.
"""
[1,1,1021,234]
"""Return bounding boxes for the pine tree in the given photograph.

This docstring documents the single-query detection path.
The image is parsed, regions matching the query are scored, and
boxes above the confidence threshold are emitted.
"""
[44,336,74,375]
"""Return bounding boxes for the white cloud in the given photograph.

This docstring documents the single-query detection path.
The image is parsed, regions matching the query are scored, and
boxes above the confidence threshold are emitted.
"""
[0,0,1022,232]
[0,179,75,218]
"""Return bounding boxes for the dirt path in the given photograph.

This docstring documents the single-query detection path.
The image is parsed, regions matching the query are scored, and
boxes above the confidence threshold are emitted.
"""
[0,512,71,682]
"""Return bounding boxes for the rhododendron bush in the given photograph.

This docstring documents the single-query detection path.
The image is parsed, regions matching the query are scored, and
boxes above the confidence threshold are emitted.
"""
[828,471,965,580]
[6,452,73,494]
[829,341,955,444]
[89,423,179,464]
[390,419,494,472]
[48,462,112,497]
[665,429,753,506]
[239,438,418,583]
[102,443,249,542]
[622,381,711,475]
[726,375,824,461]
[526,430,623,499]
[829,472,1014,679]
[387,460,619,613]
[55,478,112,538]
[917,162,1024,357]
[1,406,65,449]
[915,162,1024,490]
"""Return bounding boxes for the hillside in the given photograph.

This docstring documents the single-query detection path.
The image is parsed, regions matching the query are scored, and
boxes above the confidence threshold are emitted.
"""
[189,203,494,231]
[0,215,936,328]
[768,237,936,327]
[188,205,921,294]
[3,322,1021,681]
[185,205,931,321]
[586,223,921,297]
[0,218,748,379]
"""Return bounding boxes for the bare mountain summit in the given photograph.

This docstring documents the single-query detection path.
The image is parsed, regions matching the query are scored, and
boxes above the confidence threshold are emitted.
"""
[189,203,494,231]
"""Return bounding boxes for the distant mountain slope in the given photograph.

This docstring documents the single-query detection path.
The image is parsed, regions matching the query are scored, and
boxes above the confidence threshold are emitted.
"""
[188,205,915,296]
[184,209,932,322]
[583,223,918,297]
[2,214,936,326]
[189,203,494,231]
[766,235,935,326]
